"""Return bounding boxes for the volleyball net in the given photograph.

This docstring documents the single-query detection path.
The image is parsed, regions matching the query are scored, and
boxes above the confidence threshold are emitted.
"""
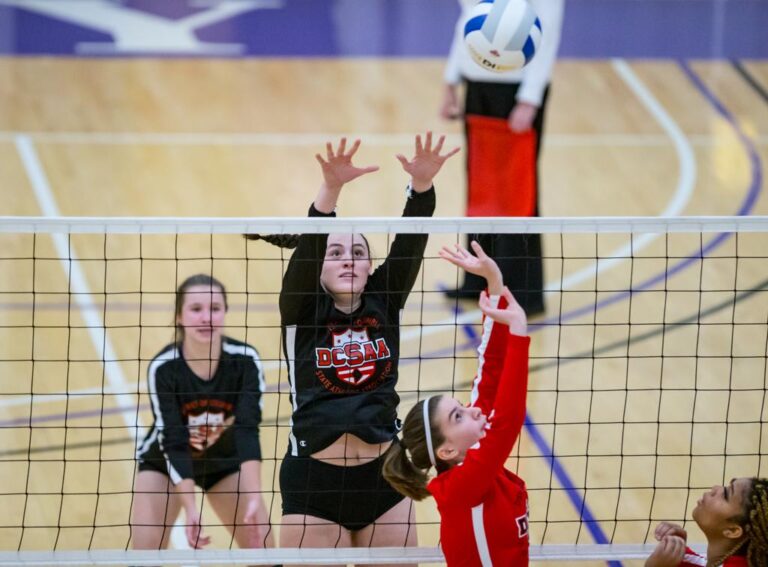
[0,215,766,565]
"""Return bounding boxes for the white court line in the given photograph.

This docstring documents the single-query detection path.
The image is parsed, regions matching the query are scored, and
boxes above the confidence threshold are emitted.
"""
[14,135,139,431]
[548,58,696,292]
[0,130,764,146]
[15,134,188,551]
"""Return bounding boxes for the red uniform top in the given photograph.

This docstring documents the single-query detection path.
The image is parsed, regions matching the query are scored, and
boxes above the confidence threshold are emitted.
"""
[428,295,531,566]
[679,547,747,566]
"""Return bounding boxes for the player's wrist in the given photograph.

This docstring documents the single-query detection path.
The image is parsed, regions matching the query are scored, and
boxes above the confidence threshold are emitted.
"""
[409,179,433,193]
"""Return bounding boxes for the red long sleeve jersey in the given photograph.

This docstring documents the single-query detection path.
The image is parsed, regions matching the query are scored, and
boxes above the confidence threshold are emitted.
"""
[428,296,531,567]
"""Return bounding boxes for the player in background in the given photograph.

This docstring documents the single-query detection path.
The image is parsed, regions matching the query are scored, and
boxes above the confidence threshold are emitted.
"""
[131,274,273,551]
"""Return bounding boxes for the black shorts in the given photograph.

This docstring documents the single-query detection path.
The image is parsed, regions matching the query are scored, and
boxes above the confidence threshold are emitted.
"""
[138,443,240,492]
[280,449,405,531]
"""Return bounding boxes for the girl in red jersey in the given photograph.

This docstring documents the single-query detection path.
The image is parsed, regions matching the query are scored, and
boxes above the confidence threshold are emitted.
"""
[646,478,768,567]
[383,241,531,566]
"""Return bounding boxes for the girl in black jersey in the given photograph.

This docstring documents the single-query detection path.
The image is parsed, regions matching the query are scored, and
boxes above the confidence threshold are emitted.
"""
[131,274,274,551]
[269,134,458,558]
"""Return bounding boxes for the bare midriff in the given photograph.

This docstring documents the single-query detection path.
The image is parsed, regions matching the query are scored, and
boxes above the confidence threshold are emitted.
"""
[310,433,392,466]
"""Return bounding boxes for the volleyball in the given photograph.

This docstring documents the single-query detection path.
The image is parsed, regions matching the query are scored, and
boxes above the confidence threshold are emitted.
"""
[463,0,542,73]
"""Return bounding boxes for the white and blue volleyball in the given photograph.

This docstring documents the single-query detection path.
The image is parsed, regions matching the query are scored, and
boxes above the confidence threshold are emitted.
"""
[463,0,542,73]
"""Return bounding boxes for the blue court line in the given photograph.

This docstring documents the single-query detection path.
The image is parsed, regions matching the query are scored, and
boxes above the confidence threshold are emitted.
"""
[450,59,762,564]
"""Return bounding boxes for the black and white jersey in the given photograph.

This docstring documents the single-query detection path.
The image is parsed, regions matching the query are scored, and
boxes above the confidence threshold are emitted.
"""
[136,336,265,484]
[280,188,435,456]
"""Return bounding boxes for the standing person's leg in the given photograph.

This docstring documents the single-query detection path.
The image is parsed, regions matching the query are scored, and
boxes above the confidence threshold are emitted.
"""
[349,448,417,567]
[447,80,520,298]
[449,80,549,314]
[130,469,183,550]
[352,497,417,567]
[280,454,352,567]
[205,469,274,549]
[492,85,550,315]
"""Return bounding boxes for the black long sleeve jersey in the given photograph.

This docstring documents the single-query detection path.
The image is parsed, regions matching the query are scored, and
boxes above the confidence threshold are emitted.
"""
[136,336,265,484]
[280,188,435,456]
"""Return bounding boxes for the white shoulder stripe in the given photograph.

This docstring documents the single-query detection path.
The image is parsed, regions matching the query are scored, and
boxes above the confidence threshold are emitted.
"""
[222,339,266,410]
[285,325,299,456]
[470,294,501,407]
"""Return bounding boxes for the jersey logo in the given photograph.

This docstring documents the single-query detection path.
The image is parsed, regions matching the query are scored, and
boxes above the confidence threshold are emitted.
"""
[516,499,530,538]
[315,328,391,386]
[187,411,234,452]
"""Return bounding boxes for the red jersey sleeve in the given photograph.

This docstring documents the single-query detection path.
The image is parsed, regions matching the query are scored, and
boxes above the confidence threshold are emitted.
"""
[431,334,531,507]
[678,547,707,566]
[469,294,510,416]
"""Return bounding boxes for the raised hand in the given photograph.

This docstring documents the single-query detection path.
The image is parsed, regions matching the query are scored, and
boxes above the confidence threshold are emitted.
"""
[479,287,527,337]
[315,138,379,193]
[439,241,502,294]
[396,131,460,192]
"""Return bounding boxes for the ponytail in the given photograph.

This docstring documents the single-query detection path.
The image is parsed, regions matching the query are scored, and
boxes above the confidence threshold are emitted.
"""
[382,441,431,501]
[244,233,300,249]
[382,397,448,502]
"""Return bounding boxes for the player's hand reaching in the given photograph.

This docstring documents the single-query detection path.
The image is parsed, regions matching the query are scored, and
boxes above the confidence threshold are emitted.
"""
[396,131,459,192]
[479,287,527,337]
[439,241,502,295]
[315,138,379,193]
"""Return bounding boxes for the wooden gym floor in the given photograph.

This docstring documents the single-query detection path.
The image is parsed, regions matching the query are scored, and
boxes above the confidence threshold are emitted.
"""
[1,56,768,566]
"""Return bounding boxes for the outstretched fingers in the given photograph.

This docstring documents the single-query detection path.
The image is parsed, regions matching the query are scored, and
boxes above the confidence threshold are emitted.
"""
[346,138,361,158]
[441,144,461,161]
[469,240,489,260]
[439,243,470,267]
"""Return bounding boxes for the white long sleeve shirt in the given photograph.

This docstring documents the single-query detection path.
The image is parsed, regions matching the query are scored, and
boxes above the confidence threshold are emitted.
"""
[444,0,565,106]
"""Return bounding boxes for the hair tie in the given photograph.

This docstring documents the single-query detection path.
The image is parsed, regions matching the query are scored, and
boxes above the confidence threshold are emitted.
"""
[422,396,437,468]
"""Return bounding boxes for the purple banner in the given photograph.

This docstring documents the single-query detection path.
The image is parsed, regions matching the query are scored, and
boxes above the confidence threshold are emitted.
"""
[0,0,765,58]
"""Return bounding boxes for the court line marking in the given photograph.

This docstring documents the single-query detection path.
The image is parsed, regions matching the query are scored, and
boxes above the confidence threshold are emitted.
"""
[14,134,189,552]
[0,131,765,146]
[550,58,696,293]
[14,135,139,432]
